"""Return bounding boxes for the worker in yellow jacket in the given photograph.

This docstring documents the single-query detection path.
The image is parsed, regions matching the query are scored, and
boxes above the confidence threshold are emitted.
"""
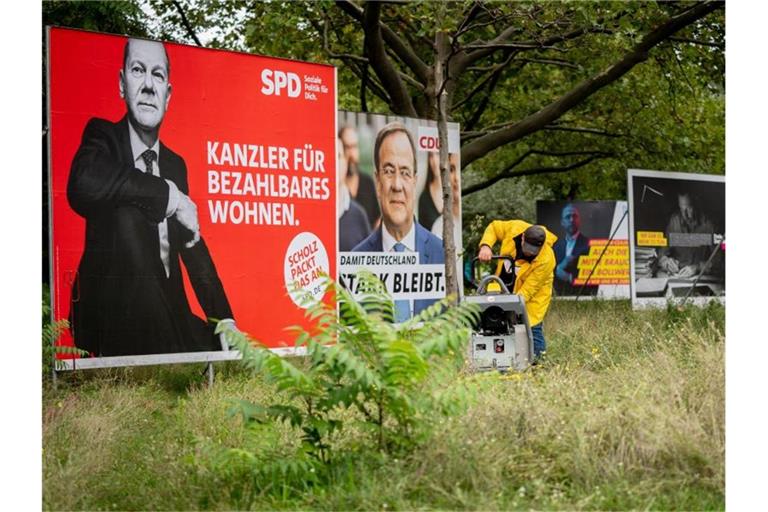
[478,220,558,359]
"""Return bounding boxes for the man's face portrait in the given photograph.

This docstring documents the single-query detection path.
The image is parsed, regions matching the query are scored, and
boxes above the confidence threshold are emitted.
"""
[340,127,360,165]
[375,130,416,235]
[678,193,695,222]
[561,204,581,236]
[119,39,171,133]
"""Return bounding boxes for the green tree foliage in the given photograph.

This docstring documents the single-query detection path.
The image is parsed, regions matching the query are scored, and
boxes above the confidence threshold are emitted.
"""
[43,1,149,36]
[143,1,724,224]
[216,272,479,465]
[43,1,724,245]
[298,2,723,196]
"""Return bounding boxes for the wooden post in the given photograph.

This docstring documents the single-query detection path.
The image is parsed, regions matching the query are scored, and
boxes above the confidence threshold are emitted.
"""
[436,29,458,301]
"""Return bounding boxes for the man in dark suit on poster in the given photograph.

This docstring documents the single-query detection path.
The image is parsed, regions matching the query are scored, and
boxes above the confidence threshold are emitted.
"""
[67,38,234,357]
[352,122,444,321]
[553,203,595,295]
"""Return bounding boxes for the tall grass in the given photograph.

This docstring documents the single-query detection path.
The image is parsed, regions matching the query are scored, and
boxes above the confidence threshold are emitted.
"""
[43,300,724,510]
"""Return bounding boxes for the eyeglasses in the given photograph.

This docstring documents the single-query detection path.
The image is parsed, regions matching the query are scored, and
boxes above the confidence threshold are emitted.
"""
[379,165,415,182]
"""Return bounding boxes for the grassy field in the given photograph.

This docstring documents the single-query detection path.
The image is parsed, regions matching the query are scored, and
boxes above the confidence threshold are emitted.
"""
[43,299,724,511]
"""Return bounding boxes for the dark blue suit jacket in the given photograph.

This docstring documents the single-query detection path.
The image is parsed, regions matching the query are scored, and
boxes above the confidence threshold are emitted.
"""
[553,232,596,295]
[352,221,445,318]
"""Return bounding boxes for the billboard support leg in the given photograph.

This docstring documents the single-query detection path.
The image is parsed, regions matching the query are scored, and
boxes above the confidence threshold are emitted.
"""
[206,362,214,388]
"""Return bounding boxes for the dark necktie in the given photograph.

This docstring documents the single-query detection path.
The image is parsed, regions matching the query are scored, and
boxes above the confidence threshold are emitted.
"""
[140,148,170,277]
[393,242,410,322]
[141,149,157,175]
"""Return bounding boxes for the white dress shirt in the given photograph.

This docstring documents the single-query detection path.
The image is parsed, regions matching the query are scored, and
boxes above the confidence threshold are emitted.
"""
[127,123,180,278]
[565,231,581,258]
[382,222,416,320]
[381,221,416,253]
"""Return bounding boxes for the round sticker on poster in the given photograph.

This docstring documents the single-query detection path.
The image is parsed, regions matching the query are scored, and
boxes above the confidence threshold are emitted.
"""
[284,232,330,308]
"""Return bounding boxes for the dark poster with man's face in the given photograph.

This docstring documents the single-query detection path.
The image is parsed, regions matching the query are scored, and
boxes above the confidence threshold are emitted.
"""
[628,169,725,308]
[537,200,630,299]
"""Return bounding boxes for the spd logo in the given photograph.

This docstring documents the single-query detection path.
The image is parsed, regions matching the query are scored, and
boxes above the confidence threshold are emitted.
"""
[261,69,301,98]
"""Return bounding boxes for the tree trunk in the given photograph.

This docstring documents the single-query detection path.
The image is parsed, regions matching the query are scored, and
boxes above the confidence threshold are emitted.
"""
[436,30,458,302]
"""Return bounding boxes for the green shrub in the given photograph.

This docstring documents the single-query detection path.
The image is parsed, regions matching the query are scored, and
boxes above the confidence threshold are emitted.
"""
[42,295,724,510]
[216,272,480,468]
[42,286,88,379]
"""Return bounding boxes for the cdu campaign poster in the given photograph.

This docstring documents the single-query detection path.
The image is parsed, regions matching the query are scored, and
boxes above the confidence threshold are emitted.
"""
[628,169,725,309]
[536,200,630,299]
[336,111,462,321]
[47,27,337,368]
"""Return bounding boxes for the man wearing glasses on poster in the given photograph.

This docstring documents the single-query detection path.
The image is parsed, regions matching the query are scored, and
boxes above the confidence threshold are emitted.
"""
[352,122,445,322]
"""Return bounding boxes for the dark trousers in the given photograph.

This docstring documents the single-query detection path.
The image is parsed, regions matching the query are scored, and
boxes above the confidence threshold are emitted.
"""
[531,323,546,358]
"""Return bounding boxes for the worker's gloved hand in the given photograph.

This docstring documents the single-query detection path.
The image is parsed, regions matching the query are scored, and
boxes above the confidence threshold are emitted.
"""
[678,264,699,278]
[478,245,493,262]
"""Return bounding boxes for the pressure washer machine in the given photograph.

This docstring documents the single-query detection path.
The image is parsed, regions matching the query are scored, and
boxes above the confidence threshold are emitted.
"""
[464,256,534,372]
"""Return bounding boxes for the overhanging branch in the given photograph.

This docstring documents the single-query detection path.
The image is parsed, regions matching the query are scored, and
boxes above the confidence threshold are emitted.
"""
[461,0,723,167]
[462,64,516,132]
[668,36,724,49]
[362,2,417,116]
[455,9,520,40]
[322,18,368,63]
[336,0,429,82]
[452,51,516,111]
[518,57,581,69]
[542,125,622,137]
[452,24,521,75]
[461,22,608,64]
[464,42,568,52]
[172,0,203,46]
[462,152,613,196]
[344,59,391,105]
[455,1,486,39]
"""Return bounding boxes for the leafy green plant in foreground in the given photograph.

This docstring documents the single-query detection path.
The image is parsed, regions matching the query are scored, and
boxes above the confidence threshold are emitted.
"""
[42,297,723,510]
[217,272,480,466]
[42,287,89,379]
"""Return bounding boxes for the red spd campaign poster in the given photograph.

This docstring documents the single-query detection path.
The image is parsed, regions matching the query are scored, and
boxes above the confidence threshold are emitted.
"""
[47,28,336,367]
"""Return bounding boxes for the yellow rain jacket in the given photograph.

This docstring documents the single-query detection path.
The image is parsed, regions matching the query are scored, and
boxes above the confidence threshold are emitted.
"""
[478,220,558,326]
